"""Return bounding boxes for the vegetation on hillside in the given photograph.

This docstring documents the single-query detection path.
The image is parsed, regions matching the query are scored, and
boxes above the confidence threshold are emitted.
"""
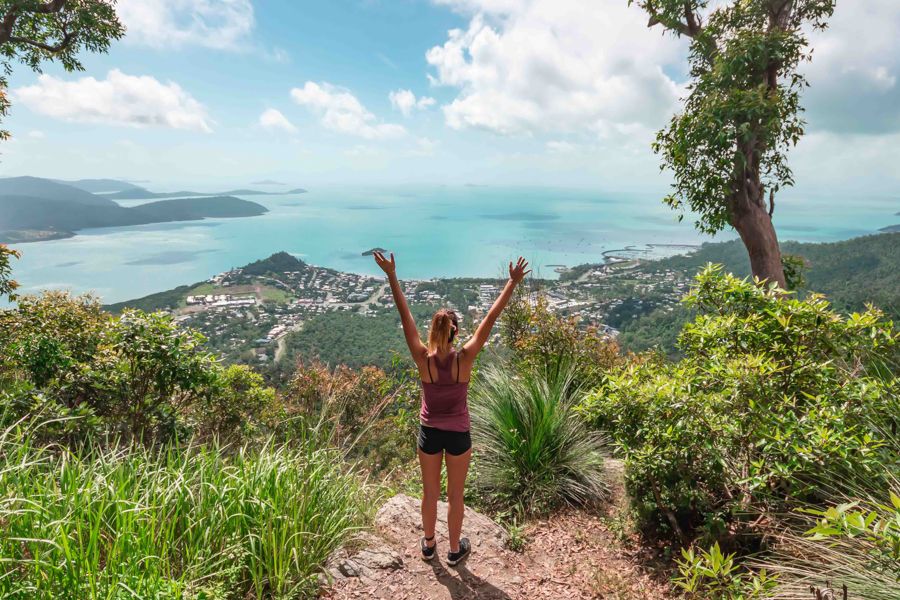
[3,236,898,598]
[621,233,900,354]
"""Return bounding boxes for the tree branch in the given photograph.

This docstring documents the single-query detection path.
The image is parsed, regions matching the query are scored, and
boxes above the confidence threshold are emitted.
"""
[10,30,75,53]
[646,2,704,38]
[31,0,68,15]
[647,9,692,37]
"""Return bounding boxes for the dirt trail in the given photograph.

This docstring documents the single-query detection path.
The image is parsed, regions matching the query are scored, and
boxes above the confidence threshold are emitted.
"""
[322,460,672,599]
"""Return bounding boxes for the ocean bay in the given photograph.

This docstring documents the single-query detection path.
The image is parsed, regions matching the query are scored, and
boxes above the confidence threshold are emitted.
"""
[12,185,895,304]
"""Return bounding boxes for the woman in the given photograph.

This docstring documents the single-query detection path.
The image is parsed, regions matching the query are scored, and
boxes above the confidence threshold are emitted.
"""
[373,251,530,566]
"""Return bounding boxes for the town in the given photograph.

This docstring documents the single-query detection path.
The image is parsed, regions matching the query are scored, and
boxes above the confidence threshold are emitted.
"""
[149,252,695,367]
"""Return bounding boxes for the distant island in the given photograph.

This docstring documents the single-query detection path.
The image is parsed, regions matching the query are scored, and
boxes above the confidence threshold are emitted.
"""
[880,224,900,233]
[361,247,387,256]
[0,176,268,243]
[55,178,308,200]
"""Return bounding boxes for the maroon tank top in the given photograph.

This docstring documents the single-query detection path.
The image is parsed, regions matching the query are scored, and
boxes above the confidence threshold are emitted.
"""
[420,349,470,432]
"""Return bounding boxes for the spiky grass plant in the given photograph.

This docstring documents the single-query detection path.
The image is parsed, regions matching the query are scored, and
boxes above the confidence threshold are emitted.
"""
[751,484,900,600]
[0,416,370,599]
[752,392,900,600]
[470,362,609,514]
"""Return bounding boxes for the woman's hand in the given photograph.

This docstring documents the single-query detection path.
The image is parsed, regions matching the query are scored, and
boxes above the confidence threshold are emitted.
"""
[373,251,396,276]
[509,256,531,284]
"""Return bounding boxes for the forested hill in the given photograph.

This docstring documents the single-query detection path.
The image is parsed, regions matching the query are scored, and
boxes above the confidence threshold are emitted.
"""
[620,232,899,353]
[644,233,899,315]
[0,177,268,243]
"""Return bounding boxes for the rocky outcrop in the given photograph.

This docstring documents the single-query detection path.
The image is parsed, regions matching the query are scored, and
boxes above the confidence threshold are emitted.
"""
[374,494,509,555]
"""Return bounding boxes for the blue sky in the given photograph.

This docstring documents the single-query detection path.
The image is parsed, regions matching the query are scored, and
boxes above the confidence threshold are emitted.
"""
[1,0,899,196]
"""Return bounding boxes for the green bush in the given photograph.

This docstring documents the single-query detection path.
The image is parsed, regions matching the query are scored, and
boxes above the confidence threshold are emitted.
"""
[470,362,609,514]
[501,291,622,390]
[675,543,778,600]
[0,420,369,599]
[0,291,277,445]
[579,265,899,542]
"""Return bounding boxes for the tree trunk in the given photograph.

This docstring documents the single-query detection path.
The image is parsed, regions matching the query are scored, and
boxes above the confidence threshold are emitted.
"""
[731,200,786,288]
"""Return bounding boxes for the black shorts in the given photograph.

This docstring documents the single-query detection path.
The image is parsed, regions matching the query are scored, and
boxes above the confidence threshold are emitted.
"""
[417,425,472,456]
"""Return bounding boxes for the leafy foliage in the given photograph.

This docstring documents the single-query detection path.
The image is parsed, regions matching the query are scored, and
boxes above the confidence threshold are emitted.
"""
[470,363,609,515]
[0,243,19,300]
[632,0,835,234]
[0,0,124,139]
[0,290,276,445]
[579,266,898,543]
[282,359,420,477]
[675,543,778,600]
[501,290,621,389]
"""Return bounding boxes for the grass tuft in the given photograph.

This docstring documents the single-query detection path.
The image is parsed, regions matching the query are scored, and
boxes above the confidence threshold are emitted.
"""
[0,418,369,599]
[470,362,609,515]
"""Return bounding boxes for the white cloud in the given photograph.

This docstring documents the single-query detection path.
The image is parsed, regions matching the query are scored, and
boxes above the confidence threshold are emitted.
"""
[26,130,46,139]
[426,0,685,136]
[258,108,297,134]
[117,0,254,50]
[802,0,900,133]
[546,140,576,154]
[13,69,213,133]
[389,89,437,116]
[291,82,406,139]
[413,137,440,156]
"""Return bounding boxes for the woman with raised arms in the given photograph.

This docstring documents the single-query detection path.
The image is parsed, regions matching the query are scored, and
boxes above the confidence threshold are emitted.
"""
[372,251,530,566]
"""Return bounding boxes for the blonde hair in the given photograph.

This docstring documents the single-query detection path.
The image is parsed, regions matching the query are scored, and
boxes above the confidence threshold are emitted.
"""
[427,309,458,354]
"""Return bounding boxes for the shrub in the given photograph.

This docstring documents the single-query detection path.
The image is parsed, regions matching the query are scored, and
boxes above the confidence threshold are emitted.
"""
[470,362,609,514]
[579,265,899,543]
[281,359,420,476]
[0,419,369,599]
[675,543,778,600]
[501,290,621,389]
[0,291,278,445]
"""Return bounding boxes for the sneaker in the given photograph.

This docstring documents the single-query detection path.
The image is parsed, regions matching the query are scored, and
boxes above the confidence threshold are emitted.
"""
[447,537,470,566]
[421,536,436,561]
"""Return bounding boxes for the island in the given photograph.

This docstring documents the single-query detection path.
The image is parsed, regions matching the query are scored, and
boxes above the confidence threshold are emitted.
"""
[0,176,268,243]
[361,247,387,256]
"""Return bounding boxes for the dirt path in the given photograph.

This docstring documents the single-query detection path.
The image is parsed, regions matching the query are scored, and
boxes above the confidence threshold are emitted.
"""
[322,461,672,599]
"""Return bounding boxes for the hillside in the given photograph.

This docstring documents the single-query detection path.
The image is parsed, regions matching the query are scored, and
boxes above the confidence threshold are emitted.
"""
[0,176,117,207]
[619,233,900,352]
[106,187,291,200]
[0,176,269,243]
[55,178,143,194]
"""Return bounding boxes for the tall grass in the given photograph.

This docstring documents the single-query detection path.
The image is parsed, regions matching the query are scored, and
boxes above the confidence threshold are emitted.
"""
[470,363,609,514]
[0,418,369,599]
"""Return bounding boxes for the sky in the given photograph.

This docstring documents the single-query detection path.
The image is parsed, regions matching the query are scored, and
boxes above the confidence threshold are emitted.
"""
[1,0,899,196]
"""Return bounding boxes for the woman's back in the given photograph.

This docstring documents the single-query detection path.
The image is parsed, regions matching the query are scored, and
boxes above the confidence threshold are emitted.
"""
[420,349,469,432]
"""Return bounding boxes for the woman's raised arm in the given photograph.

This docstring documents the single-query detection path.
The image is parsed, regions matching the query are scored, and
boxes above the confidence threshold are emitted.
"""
[463,257,530,358]
[373,251,427,362]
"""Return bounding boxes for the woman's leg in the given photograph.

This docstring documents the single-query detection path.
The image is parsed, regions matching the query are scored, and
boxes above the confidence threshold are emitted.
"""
[444,447,472,553]
[418,448,443,546]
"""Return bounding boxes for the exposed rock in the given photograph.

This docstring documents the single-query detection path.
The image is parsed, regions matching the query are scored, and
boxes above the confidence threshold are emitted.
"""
[322,533,403,583]
[375,493,509,555]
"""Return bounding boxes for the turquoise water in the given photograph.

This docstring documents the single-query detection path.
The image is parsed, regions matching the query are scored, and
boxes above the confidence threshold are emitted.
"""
[11,185,897,304]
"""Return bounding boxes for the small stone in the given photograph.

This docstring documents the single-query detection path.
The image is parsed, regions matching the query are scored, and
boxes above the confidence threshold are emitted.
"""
[354,548,403,571]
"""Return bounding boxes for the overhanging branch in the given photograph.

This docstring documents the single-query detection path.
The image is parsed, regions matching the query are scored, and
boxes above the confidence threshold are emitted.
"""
[10,31,75,53]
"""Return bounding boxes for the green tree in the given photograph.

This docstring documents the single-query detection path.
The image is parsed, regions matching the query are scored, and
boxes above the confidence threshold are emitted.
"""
[0,0,124,138]
[631,0,836,288]
[0,244,20,300]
